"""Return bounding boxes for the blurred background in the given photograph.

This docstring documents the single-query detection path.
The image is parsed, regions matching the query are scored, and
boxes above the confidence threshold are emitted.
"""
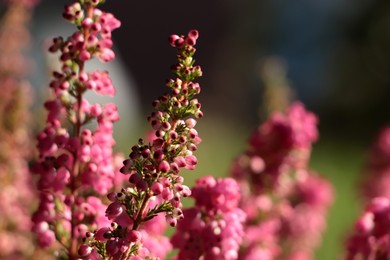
[29,0,390,259]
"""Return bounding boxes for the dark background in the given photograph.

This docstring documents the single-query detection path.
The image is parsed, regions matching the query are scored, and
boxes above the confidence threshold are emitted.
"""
[101,0,390,142]
[33,0,390,142]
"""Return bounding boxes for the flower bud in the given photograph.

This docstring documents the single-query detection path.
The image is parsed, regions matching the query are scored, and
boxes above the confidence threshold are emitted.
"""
[105,202,123,220]
[78,244,93,257]
[169,34,180,47]
[158,160,170,173]
[126,230,142,242]
[151,182,163,195]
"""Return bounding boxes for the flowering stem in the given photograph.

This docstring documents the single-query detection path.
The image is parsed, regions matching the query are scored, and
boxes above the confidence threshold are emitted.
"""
[132,194,151,230]
[68,5,95,255]
[69,88,82,259]
[120,193,152,260]
[32,1,121,257]
[84,30,202,259]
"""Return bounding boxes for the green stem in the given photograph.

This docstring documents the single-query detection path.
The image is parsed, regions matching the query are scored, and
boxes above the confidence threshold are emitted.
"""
[120,193,152,260]
[68,5,94,258]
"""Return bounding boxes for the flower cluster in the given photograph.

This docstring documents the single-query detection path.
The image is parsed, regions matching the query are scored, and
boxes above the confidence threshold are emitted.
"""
[231,102,334,259]
[81,30,203,259]
[360,126,390,200]
[30,0,122,258]
[277,172,334,259]
[171,176,246,260]
[345,126,390,259]
[0,0,38,258]
[345,197,390,259]
[232,102,318,194]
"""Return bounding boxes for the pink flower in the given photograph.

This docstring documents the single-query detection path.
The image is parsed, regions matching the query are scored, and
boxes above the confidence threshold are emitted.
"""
[172,176,246,260]
[105,202,124,220]
[87,71,116,96]
[361,126,390,201]
[192,176,241,212]
[36,229,56,248]
[141,230,172,259]
[346,197,390,259]
[78,244,93,257]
